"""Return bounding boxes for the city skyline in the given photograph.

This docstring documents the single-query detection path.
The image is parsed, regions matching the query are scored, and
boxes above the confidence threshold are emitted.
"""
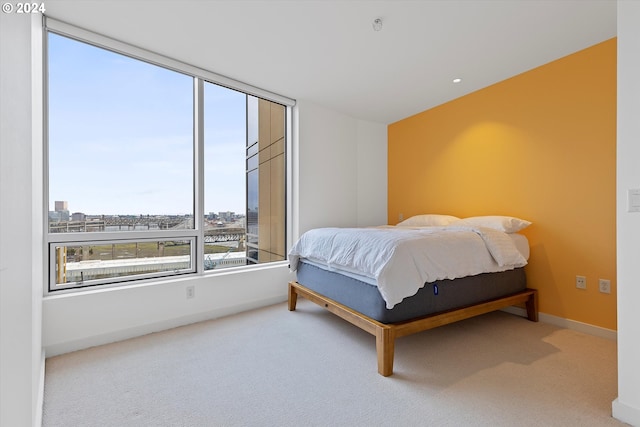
[49,202,244,219]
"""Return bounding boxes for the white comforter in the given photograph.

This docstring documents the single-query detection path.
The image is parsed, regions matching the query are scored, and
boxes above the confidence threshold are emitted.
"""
[288,226,528,309]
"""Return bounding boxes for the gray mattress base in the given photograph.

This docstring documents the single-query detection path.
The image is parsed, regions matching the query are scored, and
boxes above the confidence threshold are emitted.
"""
[295,261,527,324]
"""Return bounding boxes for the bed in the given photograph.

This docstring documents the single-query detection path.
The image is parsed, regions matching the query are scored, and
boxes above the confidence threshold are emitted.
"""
[287,214,539,376]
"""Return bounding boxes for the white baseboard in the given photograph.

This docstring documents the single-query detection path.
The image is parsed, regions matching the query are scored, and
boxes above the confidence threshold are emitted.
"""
[501,306,617,341]
[36,350,45,427]
[613,398,640,426]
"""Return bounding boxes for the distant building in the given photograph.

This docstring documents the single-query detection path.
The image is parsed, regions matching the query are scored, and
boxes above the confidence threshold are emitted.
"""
[245,97,285,265]
[50,200,69,221]
[71,212,86,221]
[218,211,235,222]
[48,211,66,222]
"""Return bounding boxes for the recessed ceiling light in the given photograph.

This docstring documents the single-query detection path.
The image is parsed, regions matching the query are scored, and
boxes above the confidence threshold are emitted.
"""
[453,78,462,83]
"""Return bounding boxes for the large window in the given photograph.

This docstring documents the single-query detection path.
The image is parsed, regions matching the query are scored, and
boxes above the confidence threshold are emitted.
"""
[45,21,290,292]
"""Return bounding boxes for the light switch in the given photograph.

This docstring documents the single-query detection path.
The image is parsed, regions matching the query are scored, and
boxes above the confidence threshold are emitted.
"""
[629,189,640,213]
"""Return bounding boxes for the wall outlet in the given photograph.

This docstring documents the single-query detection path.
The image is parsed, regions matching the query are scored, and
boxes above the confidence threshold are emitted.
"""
[576,275,587,289]
[599,279,611,294]
[186,285,195,299]
[398,213,404,221]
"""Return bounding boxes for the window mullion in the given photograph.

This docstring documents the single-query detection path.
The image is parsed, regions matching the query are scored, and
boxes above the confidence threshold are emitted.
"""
[194,78,205,274]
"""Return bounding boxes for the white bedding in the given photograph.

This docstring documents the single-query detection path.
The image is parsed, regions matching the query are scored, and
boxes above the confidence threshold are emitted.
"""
[288,226,529,309]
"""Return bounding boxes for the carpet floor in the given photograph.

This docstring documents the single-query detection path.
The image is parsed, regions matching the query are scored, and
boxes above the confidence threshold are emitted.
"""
[43,299,624,426]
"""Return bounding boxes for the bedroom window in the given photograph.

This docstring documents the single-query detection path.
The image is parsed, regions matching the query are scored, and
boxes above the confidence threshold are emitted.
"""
[45,21,291,292]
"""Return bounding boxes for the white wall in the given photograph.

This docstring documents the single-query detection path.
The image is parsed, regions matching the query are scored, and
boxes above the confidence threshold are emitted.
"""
[43,265,293,355]
[296,100,359,232]
[613,1,640,425]
[0,13,44,427]
[296,100,387,233]
[357,120,388,227]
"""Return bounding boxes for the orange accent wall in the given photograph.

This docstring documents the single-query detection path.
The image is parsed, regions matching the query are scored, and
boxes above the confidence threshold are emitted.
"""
[388,38,617,330]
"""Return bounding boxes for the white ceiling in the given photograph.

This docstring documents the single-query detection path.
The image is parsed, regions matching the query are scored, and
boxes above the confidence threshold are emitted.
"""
[44,0,617,124]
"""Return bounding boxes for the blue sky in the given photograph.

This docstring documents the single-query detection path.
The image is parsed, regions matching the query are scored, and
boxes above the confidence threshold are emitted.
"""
[48,32,246,216]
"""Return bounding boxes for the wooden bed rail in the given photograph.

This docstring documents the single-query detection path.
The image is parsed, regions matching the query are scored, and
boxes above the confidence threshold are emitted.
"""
[288,281,538,377]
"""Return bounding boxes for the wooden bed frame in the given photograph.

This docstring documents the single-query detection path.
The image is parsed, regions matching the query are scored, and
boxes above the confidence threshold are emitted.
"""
[288,281,538,377]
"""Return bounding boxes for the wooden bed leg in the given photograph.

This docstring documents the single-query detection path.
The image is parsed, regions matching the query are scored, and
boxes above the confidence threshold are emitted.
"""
[288,282,298,311]
[376,326,395,377]
[526,289,539,322]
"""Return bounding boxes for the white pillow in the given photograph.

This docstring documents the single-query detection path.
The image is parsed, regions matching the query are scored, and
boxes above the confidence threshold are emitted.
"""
[452,215,531,233]
[397,214,460,227]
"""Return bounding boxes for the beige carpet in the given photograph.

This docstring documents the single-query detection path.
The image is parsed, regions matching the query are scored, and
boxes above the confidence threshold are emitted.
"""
[43,299,624,426]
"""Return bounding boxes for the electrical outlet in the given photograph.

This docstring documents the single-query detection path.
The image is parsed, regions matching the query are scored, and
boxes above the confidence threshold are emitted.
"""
[399,213,404,221]
[576,275,587,290]
[599,279,611,294]
[186,285,195,299]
